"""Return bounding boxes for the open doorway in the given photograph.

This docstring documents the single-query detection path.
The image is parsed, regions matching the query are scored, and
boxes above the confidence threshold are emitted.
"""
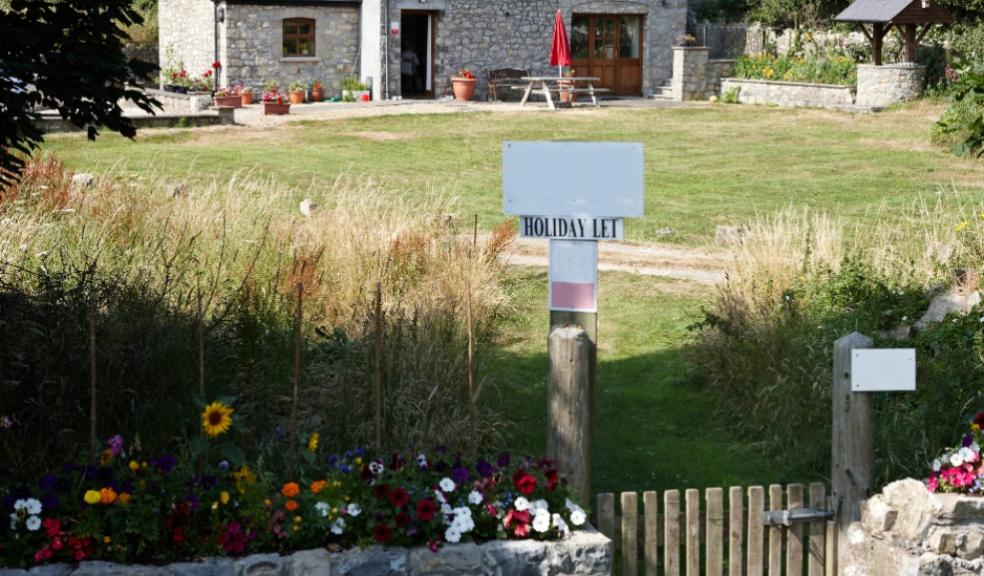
[400,12,434,98]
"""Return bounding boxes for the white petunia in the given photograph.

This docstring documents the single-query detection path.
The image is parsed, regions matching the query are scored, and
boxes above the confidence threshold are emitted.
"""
[24,499,41,516]
[315,502,330,517]
[570,508,587,526]
[441,503,453,517]
[530,499,548,512]
[468,490,483,505]
[435,490,447,504]
[347,503,362,517]
[451,507,475,532]
[951,453,965,467]
[932,459,942,472]
[439,477,456,493]
[369,460,385,475]
[960,447,977,463]
[532,509,551,533]
[417,453,428,468]
[330,518,346,535]
[553,513,570,536]
[13,499,26,512]
[513,497,530,512]
[25,516,40,532]
[445,526,462,543]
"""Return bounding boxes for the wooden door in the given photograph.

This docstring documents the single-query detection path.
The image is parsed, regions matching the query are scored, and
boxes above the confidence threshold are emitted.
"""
[571,14,643,96]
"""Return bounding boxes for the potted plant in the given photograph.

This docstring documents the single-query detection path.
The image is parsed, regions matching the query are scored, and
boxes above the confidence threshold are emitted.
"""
[288,80,306,104]
[262,81,289,115]
[559,69,577,105]
[451,68,477,101]
[213,85,242,108]
[241,86,254,106]
[676,34,699,47]
[341,77,370,102]
[310,80,324,102]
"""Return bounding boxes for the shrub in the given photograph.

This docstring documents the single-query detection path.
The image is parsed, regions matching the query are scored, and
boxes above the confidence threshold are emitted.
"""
[693,201,984,483]
[735,53,857,86]
[0,157,514,482]
[934,64,984,158]
[721,86,741,104]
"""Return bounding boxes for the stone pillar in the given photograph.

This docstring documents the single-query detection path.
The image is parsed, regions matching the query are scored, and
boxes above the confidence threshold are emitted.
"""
[671,47,709,102]
[855,64,926,109]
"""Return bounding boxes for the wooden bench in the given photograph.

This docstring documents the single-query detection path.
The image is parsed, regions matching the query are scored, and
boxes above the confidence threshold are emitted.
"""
[487,68,530,102]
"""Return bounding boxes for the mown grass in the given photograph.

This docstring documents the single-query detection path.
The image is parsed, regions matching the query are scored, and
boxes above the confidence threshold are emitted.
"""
[42,102,984,244]
[489,268,786,495]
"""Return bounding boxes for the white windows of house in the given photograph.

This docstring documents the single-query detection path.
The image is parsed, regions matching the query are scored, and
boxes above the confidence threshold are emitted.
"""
[283,18,316,57]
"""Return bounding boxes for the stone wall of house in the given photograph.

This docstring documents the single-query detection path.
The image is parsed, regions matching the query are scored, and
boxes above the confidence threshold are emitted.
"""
[720,78,855,108]
[158,0,216,85]
[855,64,926,109]
[843,479,984,575]
[671,47,708,101]
[379,0,686,100]
[0,530,612,576]
[218,3,360,96]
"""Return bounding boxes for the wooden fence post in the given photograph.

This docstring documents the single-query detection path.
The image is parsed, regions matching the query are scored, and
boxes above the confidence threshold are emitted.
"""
[831,331,874,573]
[547,325,593,505]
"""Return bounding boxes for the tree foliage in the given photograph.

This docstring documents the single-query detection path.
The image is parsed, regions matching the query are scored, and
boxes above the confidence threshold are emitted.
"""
[697,0,850,27]
[0,0,159,185]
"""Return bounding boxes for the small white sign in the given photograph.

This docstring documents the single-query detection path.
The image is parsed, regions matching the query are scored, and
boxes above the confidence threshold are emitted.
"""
[521,216,623,240]
[549,240,598,313]
[390,21,400,35]
[851,349,916,392]
[503,142,644,218]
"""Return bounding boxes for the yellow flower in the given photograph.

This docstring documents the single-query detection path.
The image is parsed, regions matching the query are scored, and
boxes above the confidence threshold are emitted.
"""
[201,402,234,437]
[220,491,230,505]
[307,432,319,453]
[117,492,131,505]
[84,490,102,505]
[354,457,362,466]
[955,221,970,233]
[103,536,112,545]
[128,460,140,472]
[211,501,219,511]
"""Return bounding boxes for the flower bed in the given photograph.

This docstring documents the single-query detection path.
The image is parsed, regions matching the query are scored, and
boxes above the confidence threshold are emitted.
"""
[2,417,589,568]
[926,411,984,493]
[735,54,857,86]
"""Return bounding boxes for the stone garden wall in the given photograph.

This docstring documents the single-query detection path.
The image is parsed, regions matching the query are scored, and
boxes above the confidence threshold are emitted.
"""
[855,64,926,109]
[843,479,984,575]
[0,530,612,576]
[720,78,855,109]
[218,3,360,95]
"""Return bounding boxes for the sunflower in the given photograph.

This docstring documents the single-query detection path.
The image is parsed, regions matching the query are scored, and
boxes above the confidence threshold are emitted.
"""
[202,402,234,437]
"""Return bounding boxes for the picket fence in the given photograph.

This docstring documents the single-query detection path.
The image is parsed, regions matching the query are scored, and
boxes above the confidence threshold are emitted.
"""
[595,483,836,576]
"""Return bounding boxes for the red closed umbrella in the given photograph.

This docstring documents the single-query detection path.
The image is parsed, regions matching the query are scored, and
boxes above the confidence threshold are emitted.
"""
[550,10,572,77]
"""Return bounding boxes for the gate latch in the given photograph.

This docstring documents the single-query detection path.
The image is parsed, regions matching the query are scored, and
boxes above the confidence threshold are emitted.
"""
[762,508,835,527]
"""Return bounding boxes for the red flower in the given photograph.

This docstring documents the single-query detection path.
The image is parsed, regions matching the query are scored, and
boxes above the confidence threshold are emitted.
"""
[373,483,390,500]
[395,512,411,528]
[373,523,393,543]
[512,470,537,495]
[42,518,61,538]
[416,498,437,521]
[546,469,559,492]
[388,487,410,508]
[503,508,531,538]
[212,60,222,69]
[974,412,984,430]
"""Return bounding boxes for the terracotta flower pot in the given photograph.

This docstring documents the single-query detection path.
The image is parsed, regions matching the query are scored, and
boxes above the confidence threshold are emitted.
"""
[289,91,305,104]
[263,102,291,115]
[452,77,477,101]
[558,80,576,104]
[241,92,254,106]
[310,88,323,102]
[213,95,243,108]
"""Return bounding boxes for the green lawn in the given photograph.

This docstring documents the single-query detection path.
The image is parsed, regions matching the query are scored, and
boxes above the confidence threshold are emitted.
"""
[43,103,984,245]
[489,269,787,496]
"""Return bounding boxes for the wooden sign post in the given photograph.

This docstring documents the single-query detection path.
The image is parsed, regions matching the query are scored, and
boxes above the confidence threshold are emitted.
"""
[503,141,644,503]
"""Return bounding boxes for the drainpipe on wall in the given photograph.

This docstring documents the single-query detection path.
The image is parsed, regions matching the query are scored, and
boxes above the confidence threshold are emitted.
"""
[213,2,220,89]
[384,0,389,99]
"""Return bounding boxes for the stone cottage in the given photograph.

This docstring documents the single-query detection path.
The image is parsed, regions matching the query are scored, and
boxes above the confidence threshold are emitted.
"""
[159,0,688,100]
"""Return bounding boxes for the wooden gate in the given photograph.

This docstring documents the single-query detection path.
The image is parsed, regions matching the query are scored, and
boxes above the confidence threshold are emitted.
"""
[596,483,836,576]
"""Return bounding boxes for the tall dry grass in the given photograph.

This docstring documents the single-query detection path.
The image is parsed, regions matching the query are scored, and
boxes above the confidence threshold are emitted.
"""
[0,156,514,479]
[696,193,984,482]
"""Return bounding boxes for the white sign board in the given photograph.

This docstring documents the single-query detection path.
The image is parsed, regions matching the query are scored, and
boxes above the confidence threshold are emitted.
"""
[851,349,916,392]
[503,142,644,218]
[521,216,623,240]
[549,240,597,313]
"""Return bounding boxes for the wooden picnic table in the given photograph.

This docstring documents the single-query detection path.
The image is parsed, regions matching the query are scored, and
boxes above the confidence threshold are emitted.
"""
[516,76,610,110]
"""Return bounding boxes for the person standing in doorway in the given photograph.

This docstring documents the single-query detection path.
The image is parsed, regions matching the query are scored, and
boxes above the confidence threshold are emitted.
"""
[401,43,420,96]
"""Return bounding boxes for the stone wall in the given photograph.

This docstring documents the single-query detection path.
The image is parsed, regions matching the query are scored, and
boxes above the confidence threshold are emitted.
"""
[720,78,855,109]
[0,530,612,576]
[158,0,215,84]
[218,3,360,95]
[855,64,926,110]
[670,47,708,101]
[705,59,735,99]
[379,0,687,100]
[843,479,984,576]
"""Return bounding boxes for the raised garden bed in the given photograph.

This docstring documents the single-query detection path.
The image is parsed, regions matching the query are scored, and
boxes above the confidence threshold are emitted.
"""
[720,78,855,109]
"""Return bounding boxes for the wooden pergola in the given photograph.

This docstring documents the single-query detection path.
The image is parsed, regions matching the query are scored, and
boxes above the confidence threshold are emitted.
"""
[834,0,953,65]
